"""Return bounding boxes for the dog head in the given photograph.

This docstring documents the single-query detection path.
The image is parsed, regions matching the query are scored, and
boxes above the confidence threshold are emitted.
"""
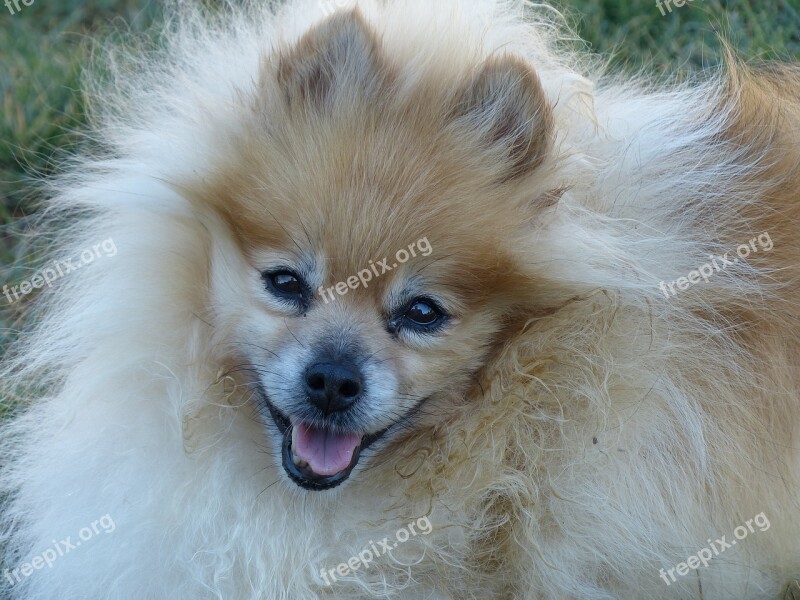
[195,10,556,490]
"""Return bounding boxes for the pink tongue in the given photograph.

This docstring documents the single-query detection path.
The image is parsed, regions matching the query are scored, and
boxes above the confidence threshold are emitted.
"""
[293,422,361,476]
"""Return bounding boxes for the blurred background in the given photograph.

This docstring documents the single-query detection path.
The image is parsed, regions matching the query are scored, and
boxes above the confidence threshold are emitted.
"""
[1,0,799,353]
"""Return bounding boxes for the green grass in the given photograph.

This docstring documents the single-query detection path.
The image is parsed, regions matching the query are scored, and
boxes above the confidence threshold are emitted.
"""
[0,0,799,351]
[0,1,159,214]
[0,1,159,349]
[557,0,800,72]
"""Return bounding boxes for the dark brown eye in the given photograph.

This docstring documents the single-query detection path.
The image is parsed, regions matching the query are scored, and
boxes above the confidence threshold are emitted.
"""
[403,299,445,328]
[263,269,306,303]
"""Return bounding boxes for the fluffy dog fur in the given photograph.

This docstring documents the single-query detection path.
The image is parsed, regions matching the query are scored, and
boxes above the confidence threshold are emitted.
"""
[2,1,800,598]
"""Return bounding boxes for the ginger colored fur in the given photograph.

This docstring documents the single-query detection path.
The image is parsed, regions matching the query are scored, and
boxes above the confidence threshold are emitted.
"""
[2,1,800,599]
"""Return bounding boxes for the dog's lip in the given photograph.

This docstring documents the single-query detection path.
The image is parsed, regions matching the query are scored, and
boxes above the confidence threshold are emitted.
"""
[263,397,390,491]
[282,425,363,491]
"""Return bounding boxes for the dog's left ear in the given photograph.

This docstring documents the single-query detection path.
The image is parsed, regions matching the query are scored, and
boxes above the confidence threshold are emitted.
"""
[275,10,384,111]
[453,55,553,182]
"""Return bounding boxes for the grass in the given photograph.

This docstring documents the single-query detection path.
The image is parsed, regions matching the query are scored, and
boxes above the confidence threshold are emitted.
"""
[557,0,800,72]
[0,1,159,349]
[0,0,799,350]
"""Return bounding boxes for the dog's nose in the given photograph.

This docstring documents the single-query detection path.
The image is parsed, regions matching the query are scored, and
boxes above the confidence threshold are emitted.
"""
[305,361,363,413]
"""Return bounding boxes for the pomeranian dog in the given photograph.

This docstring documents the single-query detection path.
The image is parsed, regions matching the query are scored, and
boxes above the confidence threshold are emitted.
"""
[2,0,800,598]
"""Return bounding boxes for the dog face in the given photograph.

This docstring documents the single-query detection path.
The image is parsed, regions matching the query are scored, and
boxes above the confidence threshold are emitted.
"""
[196,10,554,491]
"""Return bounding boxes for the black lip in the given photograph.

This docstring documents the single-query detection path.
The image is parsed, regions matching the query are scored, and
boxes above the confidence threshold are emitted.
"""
[281,428,362,491]
[262,394,390,491]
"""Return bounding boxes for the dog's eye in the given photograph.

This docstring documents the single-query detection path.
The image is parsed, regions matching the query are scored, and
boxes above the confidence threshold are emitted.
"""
[405,300,440,325]
[262,269,307,303]
[396,298,447,332]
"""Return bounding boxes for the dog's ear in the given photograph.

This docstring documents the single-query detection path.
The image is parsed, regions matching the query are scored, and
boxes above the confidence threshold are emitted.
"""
[453,56,553,182]
[276,10,384,111]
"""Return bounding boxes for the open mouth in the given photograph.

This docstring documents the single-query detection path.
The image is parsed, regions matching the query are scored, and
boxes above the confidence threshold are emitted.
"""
[265,400,387,491]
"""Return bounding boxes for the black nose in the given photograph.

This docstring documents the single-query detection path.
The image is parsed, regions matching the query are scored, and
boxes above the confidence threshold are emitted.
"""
[305,361,363,414]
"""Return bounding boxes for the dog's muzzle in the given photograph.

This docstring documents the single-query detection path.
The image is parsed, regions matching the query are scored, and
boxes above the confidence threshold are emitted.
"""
[264,398,387,491]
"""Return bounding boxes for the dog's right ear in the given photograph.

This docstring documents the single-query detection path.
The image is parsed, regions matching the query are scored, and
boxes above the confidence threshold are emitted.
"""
[452,55,554,183]
[275,10,384,111]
